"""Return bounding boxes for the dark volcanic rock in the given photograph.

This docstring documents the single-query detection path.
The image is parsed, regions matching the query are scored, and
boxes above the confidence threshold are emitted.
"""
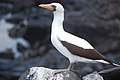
[23,26,49,47]
[12,0,34,13]
[0,51,14,59]
[6,16,24,24]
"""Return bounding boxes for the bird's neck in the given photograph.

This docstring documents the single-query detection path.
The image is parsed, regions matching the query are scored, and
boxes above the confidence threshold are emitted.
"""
[52,11,64,32]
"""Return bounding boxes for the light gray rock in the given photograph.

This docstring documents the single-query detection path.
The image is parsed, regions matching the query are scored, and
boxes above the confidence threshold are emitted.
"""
[83,72,103,80]
[19,67,82,80]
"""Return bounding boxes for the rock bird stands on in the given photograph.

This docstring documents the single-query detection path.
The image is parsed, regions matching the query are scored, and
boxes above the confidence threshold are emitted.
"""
[39,3,120,71]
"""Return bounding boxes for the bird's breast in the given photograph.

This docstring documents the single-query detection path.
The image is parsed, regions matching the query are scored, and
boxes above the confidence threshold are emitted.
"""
[51,34,73,60]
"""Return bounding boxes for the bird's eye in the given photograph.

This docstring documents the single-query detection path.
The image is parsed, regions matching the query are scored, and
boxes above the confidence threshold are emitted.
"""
[51,5,56,11]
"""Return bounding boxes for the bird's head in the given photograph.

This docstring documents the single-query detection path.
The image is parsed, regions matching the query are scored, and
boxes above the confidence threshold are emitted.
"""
[39,3,64,13]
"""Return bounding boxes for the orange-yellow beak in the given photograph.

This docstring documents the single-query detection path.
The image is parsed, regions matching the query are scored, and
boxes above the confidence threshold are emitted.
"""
[39,4,54,11]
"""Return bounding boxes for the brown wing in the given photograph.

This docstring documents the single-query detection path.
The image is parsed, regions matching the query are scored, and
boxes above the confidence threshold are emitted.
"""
[61,41,106,60]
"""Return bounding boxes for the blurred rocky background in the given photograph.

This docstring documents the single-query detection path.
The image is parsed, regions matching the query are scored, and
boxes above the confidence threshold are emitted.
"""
[0,0,120,80]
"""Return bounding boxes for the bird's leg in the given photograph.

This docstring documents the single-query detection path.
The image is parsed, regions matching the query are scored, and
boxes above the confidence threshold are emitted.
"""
[68,63,75,70]
[53,63,75,75]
